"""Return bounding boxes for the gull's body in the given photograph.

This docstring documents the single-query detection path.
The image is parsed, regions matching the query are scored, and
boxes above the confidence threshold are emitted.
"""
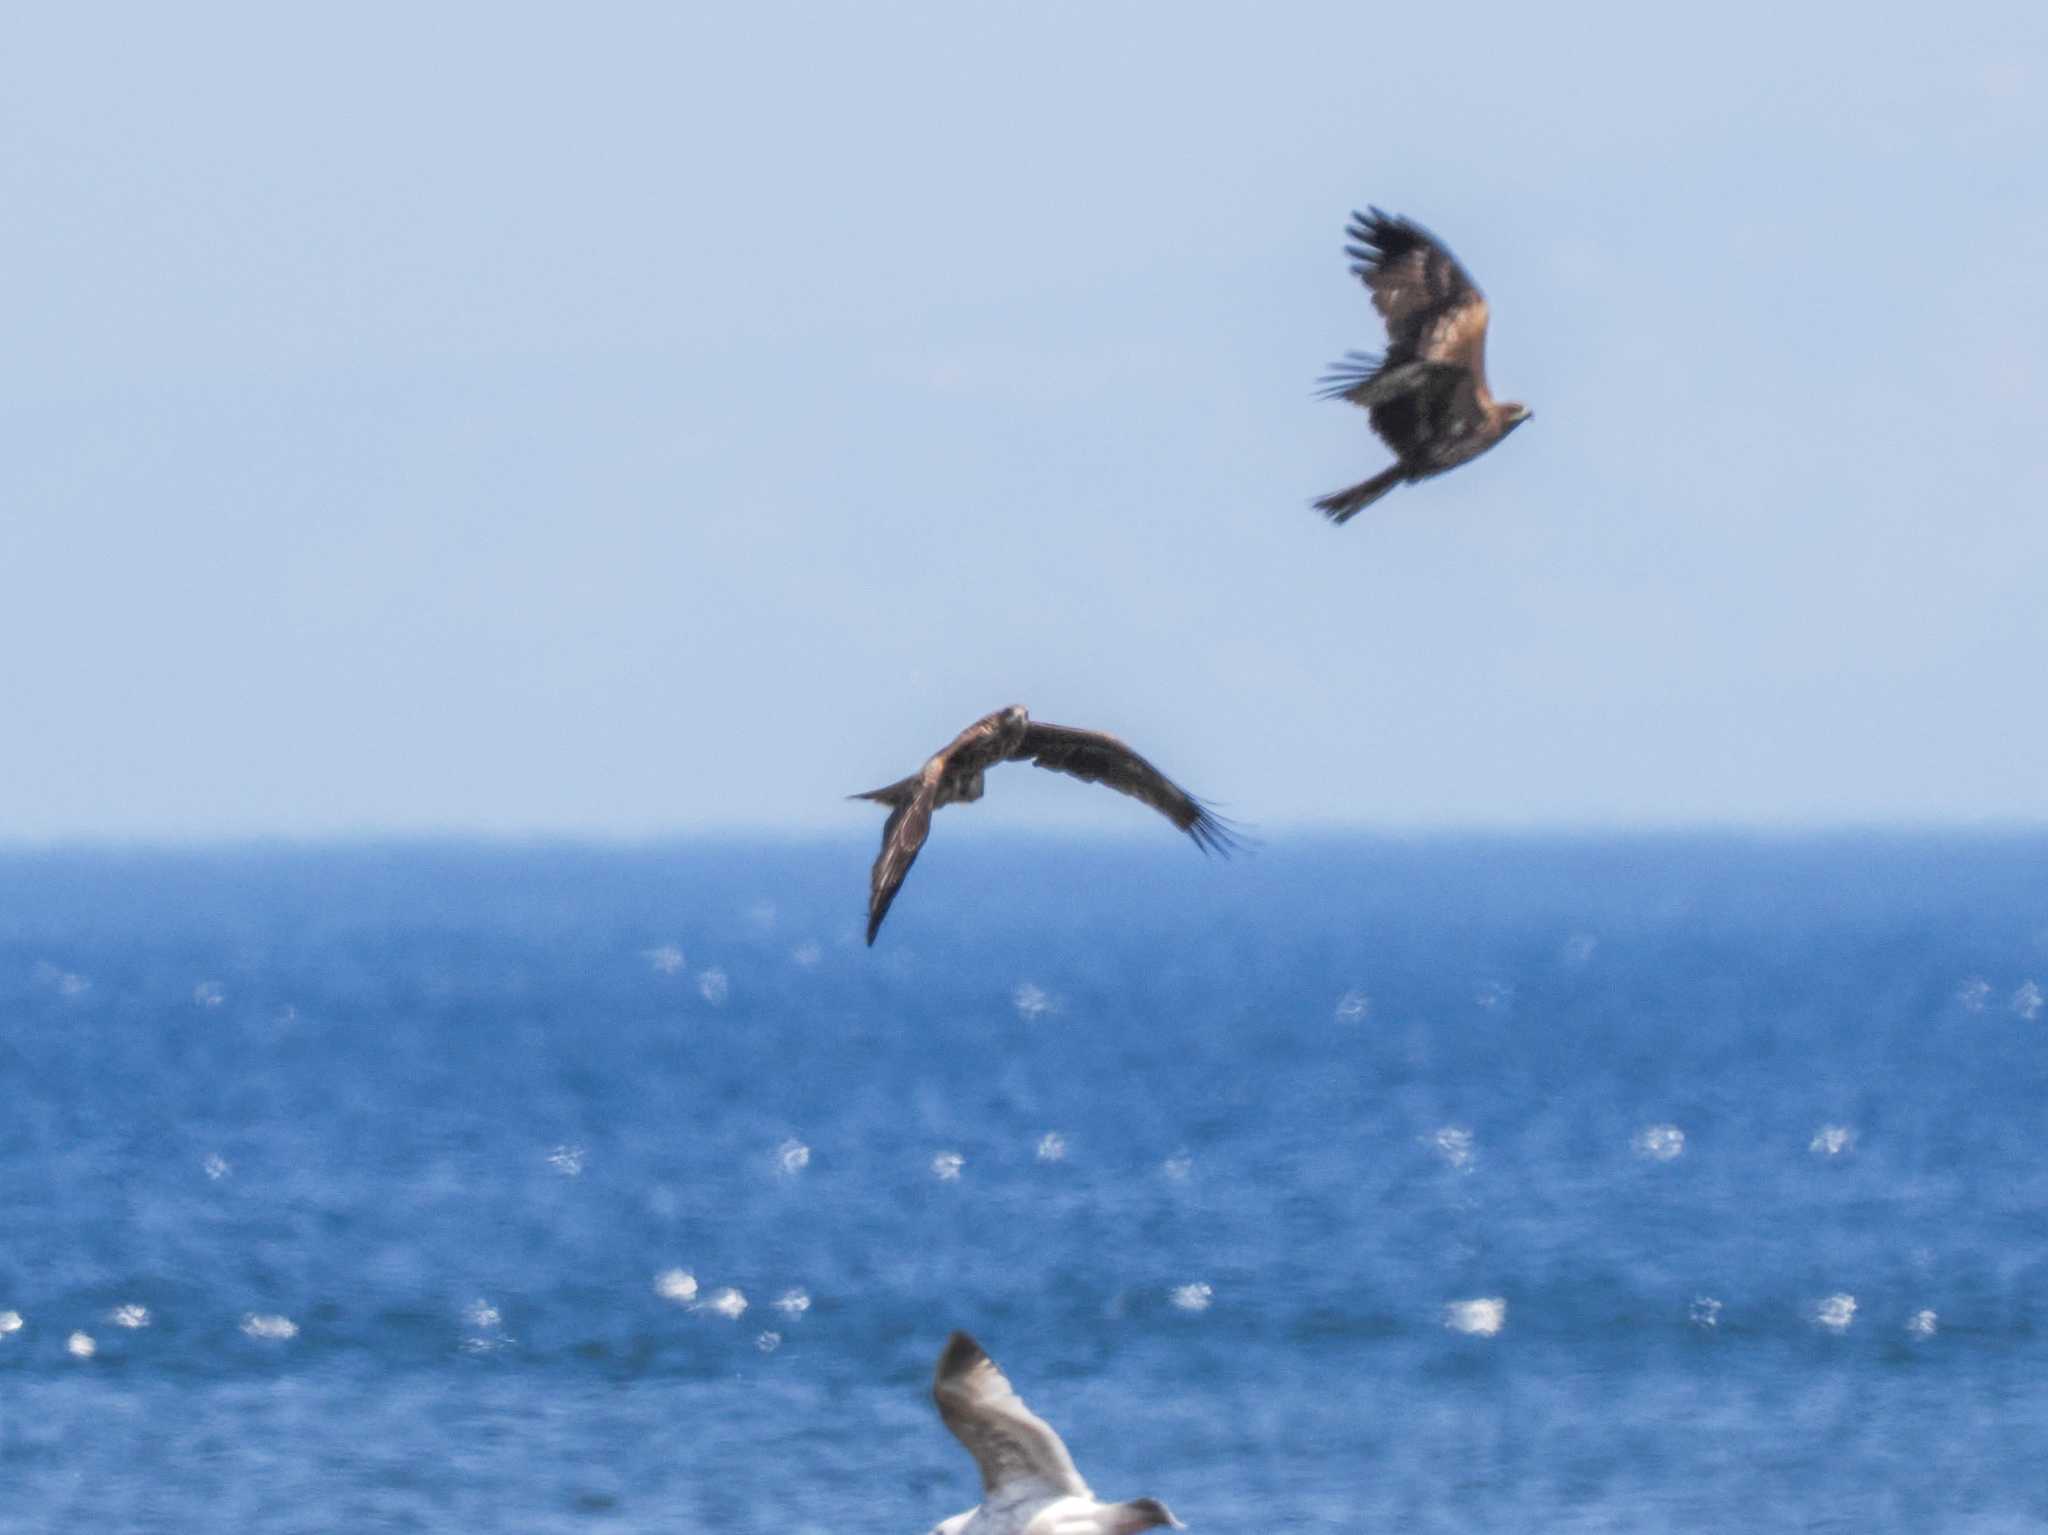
[924,1332,1183,1535]
[854,706,1234,944]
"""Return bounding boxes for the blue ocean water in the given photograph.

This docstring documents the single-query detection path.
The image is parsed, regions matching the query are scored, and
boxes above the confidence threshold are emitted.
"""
[3,836,2047,1532]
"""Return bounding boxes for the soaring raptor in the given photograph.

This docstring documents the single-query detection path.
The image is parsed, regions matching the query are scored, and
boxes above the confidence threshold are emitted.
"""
[923,1331,1183,1535]
[1314,207,1531,522]
[853,706,1234,945]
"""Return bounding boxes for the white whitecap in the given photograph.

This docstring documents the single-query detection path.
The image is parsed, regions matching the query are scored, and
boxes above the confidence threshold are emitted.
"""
[2012,981,2043,1021]
[1814,1294,1857,1333]
[1445,1298,1506,1336]
[643,944,686,976]
[777,1139,812,1175]
[1430,1126,1476,1169]
[546,1144,587,1177]
[0,1310,23,1336]
[704,1287,748,1319]
[1809,1125,1856,1157]
[67,1331,96,1358]
[655,1269,699,1304]
[1012,983,1057,1021]
[931,1151,965,1182]
[774,1288,812,1316]
[33,966,92,1002]
[697,968,730,1005]
[756,1330,783,1352]
[110,1304,150,1329]
[1689,1296,1722,1329]
[1906,1308,1938,1338]
[242,1313,298,1340]
[1035,1132,1068,1163]
[1170,1282,1213,1313]
[461,1298,515,1353]
[1161,1151,1194,1182]
[1634,1124,1686,1161]
[1333,989,1370,1023]
[34,962,92,996]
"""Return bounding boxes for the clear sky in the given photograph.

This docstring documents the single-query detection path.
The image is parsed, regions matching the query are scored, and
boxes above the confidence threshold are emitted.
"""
[3,2,2044,840]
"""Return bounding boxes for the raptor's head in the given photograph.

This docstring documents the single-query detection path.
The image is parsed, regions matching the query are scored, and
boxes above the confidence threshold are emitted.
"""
[983,704,1031,753]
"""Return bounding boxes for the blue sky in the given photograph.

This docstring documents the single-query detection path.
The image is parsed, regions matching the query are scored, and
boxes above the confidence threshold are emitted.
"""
[2,2,2044,839]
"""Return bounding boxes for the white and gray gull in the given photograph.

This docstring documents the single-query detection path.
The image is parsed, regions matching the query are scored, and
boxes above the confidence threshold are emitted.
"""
[923,1330,1185,1535]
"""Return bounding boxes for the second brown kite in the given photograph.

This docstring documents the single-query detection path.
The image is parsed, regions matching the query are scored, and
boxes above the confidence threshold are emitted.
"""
[1315,207,1532,523]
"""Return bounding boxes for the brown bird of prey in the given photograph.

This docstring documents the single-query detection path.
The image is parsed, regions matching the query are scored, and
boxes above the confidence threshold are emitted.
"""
[924,1331,1184,1535]
[853,705,1234,945]
[1314,207,1531,523]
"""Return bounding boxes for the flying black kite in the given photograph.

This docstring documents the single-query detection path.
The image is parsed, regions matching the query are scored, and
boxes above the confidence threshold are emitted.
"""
[853,706,1234,945]
[1315,207,1531,522]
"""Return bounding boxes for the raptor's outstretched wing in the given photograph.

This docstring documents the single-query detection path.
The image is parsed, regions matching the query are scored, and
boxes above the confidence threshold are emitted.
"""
[1012,723,1238,854]
[859,778,938,945]
[1343,207,1492,389]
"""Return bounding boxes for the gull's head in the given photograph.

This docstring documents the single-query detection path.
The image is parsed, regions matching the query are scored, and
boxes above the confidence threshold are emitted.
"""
[1125,1498,1184,1531]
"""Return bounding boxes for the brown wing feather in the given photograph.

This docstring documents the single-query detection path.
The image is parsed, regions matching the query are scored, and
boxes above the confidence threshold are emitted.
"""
[1429,297,1490,393]
[866,784,937,944]
[1011,723,1237,854]
[1344,208,1492,391]
[932,1332,1090,1499]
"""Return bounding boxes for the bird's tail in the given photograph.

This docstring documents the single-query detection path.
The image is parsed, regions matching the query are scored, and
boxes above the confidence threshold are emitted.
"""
[850,774,920,807]
[1312,464,1406,524]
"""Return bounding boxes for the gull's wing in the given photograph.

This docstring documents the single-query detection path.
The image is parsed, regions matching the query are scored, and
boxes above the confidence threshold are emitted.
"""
[865,781,938,945]
[1012,723,1238,854]
[1344,207,1492,390]
[933,1332,1090,1501]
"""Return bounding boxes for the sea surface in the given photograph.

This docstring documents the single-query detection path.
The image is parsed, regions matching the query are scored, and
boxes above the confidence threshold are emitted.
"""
[3,836,2047,1532]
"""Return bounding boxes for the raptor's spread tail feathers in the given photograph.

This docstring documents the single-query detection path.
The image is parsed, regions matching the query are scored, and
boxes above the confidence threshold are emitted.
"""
[850,774,921,807]
[1313,464,1406,524]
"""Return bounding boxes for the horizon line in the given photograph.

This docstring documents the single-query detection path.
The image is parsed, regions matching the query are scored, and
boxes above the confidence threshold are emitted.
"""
[6,819,2048,855]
